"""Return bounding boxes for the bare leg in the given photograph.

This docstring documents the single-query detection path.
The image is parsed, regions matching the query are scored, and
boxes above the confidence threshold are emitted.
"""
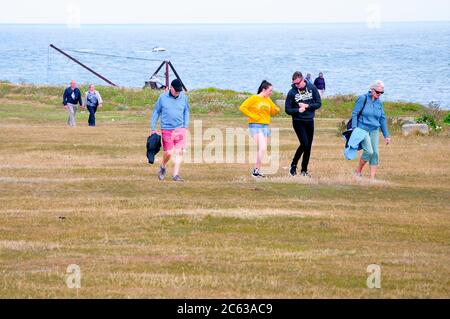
[254,133,267,170]
[162,150,172,168]
[356,158,367,174]
[172,148,183,176]
[369,165,378,179]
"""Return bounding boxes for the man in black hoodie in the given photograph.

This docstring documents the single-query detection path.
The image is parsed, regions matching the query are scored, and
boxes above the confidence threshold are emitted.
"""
[285,71,322,177]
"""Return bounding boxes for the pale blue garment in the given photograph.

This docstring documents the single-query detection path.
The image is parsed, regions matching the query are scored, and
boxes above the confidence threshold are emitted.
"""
[361,129,380,166]
[344,127,367,160]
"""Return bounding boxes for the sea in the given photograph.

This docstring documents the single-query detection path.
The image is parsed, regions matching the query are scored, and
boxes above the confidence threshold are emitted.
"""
[0,22,449,108]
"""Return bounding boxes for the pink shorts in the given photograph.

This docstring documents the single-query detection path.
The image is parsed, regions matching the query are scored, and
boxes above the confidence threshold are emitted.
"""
[161,128,187,151]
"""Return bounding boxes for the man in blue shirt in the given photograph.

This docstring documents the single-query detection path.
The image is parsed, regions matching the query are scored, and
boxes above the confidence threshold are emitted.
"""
[151,79,190,182]
[62,80,83,126]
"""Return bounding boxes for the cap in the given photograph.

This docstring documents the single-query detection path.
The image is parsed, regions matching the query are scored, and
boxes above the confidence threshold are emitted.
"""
[171,79,183,92]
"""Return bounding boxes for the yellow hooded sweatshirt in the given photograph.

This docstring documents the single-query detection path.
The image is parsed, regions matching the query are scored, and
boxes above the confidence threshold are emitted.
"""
[239,95,280,124]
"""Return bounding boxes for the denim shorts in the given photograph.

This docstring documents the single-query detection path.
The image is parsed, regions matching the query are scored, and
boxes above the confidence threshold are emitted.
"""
[248,123,271,137]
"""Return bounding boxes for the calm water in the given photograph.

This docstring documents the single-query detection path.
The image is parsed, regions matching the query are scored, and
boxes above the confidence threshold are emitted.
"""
[0,23,449,107]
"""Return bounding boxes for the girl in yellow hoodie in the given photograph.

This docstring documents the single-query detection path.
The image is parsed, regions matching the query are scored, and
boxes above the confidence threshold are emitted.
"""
[239,80,280,178]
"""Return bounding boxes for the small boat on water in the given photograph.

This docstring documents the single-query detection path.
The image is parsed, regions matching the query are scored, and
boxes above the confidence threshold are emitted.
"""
[152,46,167,52]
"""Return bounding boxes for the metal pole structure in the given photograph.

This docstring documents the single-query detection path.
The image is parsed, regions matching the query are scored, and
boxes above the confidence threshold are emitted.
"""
[165,61,169,89]
[151,61,166,77]
[49,44,118,87]
[168,61,187,91]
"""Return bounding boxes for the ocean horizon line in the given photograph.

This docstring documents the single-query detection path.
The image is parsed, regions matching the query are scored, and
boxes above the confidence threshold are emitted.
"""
[1,21,449,27]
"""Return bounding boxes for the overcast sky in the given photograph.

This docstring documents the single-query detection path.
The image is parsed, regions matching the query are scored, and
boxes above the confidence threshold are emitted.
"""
[1,0,449,24]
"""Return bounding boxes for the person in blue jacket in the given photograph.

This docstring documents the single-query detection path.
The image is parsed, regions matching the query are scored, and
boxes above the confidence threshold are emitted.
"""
[353,80,392,180]
[62,80,83,126]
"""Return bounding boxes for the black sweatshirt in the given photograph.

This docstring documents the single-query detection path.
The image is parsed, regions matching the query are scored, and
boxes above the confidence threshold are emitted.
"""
[285,82,322,120]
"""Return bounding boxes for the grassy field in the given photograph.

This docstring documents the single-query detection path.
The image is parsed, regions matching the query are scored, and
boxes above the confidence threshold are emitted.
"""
[0,83,449,298]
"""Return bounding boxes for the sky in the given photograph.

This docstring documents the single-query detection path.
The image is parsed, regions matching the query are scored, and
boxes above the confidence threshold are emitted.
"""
[1,0,449,24]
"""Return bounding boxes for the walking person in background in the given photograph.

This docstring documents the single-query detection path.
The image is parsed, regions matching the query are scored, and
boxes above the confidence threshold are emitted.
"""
[352,80,391,180]
[83,84,103,127]
[63,80,83,126]
[151,79,189,182]
[285,71,322,177]
[314,72,326,98]
[239,80,280,178]
[305,73,313,84]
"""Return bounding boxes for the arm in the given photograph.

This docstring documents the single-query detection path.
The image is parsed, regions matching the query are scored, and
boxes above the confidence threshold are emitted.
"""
[269,99,280,116]
[379,104,390,138]
[239,96,260,121]
[77,89,83,106]
[284,91,299,116]
[97,91,103,107]
[62,89,68,106]
[308,86,322,110]
[150,97,162,131]
[183,97,190,128]
[351,95,365,130]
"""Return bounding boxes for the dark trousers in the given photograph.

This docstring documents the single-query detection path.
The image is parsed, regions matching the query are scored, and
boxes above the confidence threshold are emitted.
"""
[87,105,97,126]
[291,120,315,172]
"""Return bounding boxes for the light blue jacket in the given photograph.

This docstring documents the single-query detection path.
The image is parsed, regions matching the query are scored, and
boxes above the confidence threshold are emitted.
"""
[344,127,366,160]
[352,92,389,138]
[150,91,190,130]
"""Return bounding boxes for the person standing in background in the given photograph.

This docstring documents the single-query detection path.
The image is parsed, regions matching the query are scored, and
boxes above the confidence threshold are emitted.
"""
[314,72,326,98]
[305,73,313,84]
[62,80,83,127]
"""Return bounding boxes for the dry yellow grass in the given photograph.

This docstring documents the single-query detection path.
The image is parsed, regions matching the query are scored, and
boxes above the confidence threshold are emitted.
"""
[0,98,449,298]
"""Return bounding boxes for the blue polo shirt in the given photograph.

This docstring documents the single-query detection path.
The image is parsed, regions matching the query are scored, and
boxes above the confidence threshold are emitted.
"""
[150,91,190,130]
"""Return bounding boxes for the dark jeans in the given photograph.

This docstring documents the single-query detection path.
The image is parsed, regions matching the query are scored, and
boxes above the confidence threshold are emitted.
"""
[291,119,315,172]
[87,105,97,126]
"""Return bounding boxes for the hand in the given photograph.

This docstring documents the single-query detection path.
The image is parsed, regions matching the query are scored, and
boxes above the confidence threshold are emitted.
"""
[98,104,103,108]
[298,103,309,109]
[151,130,159,135]
[385,137,391,145]
[63,105,68,110]
[299,106,306,113]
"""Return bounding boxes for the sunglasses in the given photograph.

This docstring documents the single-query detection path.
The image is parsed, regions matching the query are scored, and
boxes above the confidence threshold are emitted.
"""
[293,80,303,86]
[374,89,384,95]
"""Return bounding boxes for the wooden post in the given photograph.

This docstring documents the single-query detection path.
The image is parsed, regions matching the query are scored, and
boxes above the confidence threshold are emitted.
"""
[165,61,169,89]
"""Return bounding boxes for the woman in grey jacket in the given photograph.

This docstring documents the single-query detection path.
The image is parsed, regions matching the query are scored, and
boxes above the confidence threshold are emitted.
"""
[83,84,103,127]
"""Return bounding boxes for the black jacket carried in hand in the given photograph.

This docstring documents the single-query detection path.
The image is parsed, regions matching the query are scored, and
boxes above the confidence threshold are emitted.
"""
[285,82,322,121]
[146,133,161,164]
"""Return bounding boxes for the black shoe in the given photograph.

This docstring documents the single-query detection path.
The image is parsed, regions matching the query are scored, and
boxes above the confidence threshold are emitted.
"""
[289,164,297,176]
[301,171,311,178]
[252,168,266,178]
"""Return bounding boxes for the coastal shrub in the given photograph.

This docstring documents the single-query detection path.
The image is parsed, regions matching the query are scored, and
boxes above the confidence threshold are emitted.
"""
[416,114,439,131]
[444,113,450,125]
